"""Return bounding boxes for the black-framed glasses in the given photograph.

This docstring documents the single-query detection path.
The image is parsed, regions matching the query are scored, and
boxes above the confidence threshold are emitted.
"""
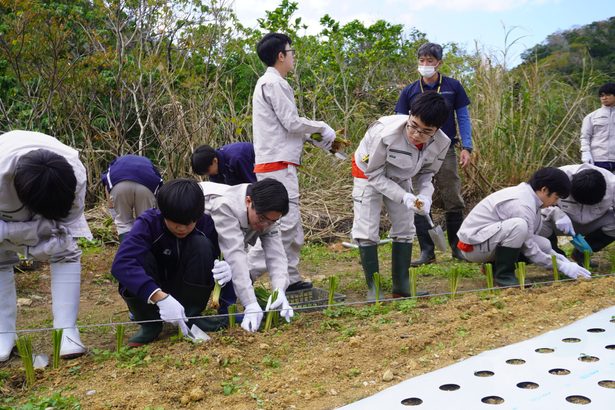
[406,120,437,138]
[283,49,296,56]
[256,212,281,227]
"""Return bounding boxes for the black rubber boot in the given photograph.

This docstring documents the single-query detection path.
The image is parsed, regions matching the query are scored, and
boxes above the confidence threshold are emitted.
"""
[572,229,614,267]
[122,294,163,347]
[493,246,522,287]
[359,245,379,301]
[392,242,412,297]
[410,215,435,266]
[445,211,466,261]
[548,233,566,256]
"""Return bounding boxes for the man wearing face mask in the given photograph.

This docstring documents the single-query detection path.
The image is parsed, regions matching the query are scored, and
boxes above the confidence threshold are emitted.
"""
[395,42,473,266]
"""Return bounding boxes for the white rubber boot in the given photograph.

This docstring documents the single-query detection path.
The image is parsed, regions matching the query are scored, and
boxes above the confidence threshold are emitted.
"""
[0,268,17,361]
[51,262,86,359]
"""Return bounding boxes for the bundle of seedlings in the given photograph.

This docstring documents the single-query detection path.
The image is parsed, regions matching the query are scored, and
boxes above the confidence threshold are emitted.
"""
[310,129,351,156]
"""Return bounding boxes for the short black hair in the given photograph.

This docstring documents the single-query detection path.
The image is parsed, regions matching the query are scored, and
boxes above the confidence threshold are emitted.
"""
[14,149,76,220]
[598,82,615,96]
[409,92,450,128]
[527,167,570,198]
[570,169,606,205]
[156,179,204,224]
[191,145,217,175]
[257,33,292,66]
[247,178,289,216]
[417,42,443,60]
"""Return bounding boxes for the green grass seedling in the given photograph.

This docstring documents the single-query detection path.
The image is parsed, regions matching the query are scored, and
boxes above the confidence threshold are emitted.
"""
[449,267,461,298]
[484,263,495,292]
[228,304,237,328]
[264,289,279,331]
[583,250,591,271]
[373,273,382,305]
[16,335,35,387]
[115,324,125,353]
[552,255,560,281]
[328,276,339,307]
[52,329,63,369]
[515,261,526,289]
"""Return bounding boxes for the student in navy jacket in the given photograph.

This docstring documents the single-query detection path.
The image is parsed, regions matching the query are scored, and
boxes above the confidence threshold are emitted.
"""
[111,179,233,346]
[191,142,256,185]
[101,155,163,242]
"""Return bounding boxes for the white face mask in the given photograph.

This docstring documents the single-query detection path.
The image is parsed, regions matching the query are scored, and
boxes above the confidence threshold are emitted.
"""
[418,65,437,78]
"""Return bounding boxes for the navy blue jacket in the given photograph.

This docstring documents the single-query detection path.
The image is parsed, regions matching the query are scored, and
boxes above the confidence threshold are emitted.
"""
[101,155,163,194]
[111,209,220,302]
[210,142,256,185]
[395,75,470,142]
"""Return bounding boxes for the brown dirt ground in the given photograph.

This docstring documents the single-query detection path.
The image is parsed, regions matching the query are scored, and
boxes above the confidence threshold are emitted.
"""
[1,244,614,410]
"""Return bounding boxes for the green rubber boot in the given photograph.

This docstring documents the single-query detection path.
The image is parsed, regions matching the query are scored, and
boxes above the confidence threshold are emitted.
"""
[122,294,163,347]
[493,246,521,287]
[359,245,379,301]
[391,242,412,297]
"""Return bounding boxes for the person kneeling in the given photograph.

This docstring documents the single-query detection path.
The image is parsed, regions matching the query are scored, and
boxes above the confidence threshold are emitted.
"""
[457,168,591,287]
[111,179,232,346]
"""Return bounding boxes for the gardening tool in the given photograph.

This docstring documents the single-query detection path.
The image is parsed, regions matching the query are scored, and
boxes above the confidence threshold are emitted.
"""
[425,214,447,252]
[183,324,211,343]
[570,234,593,255]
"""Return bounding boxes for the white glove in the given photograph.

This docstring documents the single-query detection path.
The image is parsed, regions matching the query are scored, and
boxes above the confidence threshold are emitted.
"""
[265,289,294,323]
[156,295,190,335]
[558,260,592,279]
[241,302,264,332]
[212,259,232,286]
[581,151,593,164]
[555,214,575,236]
[312,125,335,151]
[415,194,431,216]
[402,193,420,213]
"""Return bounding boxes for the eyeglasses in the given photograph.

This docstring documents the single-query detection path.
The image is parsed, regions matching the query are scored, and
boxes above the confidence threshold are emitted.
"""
[406,121,437,138]
[256,212,281,227]
[283,49,296,56]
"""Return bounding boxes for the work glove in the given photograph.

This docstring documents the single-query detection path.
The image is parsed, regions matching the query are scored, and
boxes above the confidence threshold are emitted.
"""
[402,193,421,213]
[241,302,264,332]
[555,214,575,236]
[265,289,294,323]
[581,151,593,164]
[156,295,190,335]
[28,227,72,259]
[558,260,591,280]
[415,194,431,216]
[212,259,232,286]
[312,125,335,151]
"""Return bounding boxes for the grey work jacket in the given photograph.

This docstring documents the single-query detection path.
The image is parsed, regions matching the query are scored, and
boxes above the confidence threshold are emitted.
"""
[201,182,289,307]
[354,115,450,204]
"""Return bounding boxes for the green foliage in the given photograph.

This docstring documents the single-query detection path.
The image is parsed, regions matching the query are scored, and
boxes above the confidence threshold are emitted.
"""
[11,392,81,410]
[91,346,150,368]
[0,0,610,219]
[521,17,615,81]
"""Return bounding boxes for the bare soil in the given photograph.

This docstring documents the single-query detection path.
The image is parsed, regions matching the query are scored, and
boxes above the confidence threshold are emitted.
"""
[1,244,614,410]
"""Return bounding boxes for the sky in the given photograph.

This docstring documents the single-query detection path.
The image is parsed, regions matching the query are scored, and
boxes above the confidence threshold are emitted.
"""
[232,0,615,67]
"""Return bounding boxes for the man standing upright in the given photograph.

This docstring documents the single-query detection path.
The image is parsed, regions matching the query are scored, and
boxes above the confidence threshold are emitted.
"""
[252,32,336,291]
[395,42,473,265]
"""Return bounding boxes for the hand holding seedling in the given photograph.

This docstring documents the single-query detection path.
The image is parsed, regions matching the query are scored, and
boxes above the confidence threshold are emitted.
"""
[265,289,294,322]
